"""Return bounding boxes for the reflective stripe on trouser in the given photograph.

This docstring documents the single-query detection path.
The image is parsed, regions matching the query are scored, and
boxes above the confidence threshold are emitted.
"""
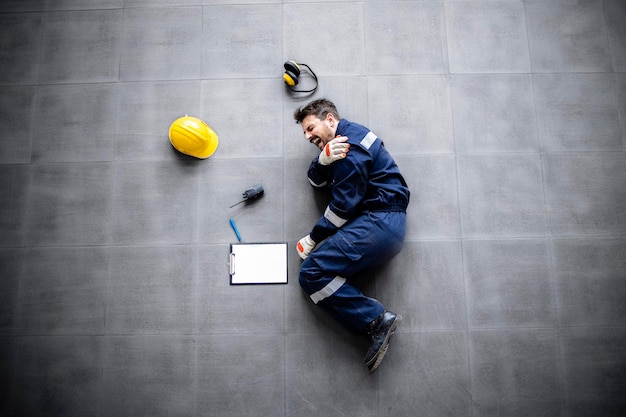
[299,211,406,332]
[310,276,346,304]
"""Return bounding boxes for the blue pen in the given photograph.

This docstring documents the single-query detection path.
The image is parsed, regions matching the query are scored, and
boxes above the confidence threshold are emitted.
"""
[229,218,242,242]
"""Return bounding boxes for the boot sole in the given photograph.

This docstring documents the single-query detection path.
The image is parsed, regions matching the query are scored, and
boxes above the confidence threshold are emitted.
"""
[368,345,388,373]
[365,314,402,368]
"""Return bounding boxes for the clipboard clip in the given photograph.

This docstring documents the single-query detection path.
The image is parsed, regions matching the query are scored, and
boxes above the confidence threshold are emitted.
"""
[229,252,235,275]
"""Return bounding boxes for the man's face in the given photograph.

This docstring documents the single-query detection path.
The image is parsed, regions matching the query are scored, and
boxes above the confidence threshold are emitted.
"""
[301,114,336,151]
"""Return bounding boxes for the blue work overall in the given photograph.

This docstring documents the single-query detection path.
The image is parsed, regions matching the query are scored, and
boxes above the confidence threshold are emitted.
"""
[299,118,410,332]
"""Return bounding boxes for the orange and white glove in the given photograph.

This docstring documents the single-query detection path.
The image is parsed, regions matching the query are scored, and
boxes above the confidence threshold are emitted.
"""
[297,235,316,260]
[318,136,350,166]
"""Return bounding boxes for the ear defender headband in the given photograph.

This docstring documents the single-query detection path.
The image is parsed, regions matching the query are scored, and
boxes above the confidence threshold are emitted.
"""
[283,60,318,94]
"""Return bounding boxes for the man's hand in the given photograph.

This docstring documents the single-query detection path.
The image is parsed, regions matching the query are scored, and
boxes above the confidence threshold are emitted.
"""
[318,136,350,165]
[296,235,316,260]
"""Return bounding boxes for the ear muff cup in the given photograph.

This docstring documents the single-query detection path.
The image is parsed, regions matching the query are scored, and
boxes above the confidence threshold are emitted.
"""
[283,61,301,87]
[283,60,318,94]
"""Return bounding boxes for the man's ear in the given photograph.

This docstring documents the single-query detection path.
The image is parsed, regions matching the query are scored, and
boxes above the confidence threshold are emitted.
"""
[326,113,336,124]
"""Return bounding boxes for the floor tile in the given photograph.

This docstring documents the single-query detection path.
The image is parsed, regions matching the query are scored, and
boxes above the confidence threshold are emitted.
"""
[12,336,104,417]
[284,3,365,76]
[396,154,460,239]
[375,240,466,331]
[201,79,284,158]
[118,83,202,160]
[543,152,626,236]
[378,331,470,417]
[364,1,447,75]
[286,333,377,417]
[526,0,612,73]
[120,7,202,81]
[202,4,282,79]
[125,0,203,6]
[446,1,530,73]
[106,246,195,334]
[111,161,197,245]
[0,250,22,334]
[617,73,626,147]
[48,0,123,10]
[464,239,555,328]
[33,83,118,162]
[451,74,538,153]
[457,154,547,238]
[469,329,560,417]
[116,80,202,161]
[534,73,621,152]
[0,337,15,412]
[39,9,122,83]
[0,12,43,84]
[0,86,36,163]
[195,334,285,417]
[25,163,113,246]
[197,158,284,244]
[560,326,626,417]
[0,0,45,12]
[17,247,108,335]
[102,335,194,416]
[367,75,454,155]
[194,244,285,334]
[552,238,626,326]
[605,0,626,72]
[0,166,30,247]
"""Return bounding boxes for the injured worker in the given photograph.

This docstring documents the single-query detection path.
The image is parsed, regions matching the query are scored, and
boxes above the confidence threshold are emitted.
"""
[294,98,410,373]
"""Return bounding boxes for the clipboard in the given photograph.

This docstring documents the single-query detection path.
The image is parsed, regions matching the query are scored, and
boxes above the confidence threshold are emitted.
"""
[229,243,288,285]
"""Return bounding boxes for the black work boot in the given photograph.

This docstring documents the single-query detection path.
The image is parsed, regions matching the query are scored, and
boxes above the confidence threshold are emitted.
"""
[363,310,401,373]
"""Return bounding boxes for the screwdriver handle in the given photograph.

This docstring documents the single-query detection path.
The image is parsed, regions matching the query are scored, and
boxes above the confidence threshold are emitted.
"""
[229,184,264,208]
[243,184,264,200]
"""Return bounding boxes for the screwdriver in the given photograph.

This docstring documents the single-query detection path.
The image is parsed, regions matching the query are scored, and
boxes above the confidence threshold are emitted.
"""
[229,184,264,208]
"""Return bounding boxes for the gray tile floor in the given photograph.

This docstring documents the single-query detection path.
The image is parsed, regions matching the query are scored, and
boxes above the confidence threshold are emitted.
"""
[1,1,625,416]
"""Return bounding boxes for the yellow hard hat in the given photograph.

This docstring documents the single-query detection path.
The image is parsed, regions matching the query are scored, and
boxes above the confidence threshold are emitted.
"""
[169,115,219,159]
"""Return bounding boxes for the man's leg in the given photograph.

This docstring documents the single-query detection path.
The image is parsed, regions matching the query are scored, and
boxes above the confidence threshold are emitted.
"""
[298,212,406,332]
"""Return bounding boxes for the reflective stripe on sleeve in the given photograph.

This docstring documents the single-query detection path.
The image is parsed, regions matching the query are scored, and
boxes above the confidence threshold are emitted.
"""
[310,276,346,304]
[360,131,377,150]
[308,177,327,188]
[324,206,348,228]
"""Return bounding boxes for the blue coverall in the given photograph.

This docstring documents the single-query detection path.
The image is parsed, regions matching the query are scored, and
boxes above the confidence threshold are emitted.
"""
[299,118,410,332]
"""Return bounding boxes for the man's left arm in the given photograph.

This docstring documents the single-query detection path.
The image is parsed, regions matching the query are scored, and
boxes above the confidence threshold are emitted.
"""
[297,139,359,260]
[310,157,368,243]
[297,147,370,259]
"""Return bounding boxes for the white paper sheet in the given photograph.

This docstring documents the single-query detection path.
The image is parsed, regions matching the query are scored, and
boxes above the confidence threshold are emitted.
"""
[229,243,288,285]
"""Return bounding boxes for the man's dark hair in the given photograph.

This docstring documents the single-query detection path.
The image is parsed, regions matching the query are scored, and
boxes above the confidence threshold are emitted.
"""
[294,99,341,124]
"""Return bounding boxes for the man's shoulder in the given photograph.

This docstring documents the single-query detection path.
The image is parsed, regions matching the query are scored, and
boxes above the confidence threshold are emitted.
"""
[338,119,371,143]
[339,118,368,133]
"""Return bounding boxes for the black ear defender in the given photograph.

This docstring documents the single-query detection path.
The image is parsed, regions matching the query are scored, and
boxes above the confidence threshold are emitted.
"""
[283,60,318,94]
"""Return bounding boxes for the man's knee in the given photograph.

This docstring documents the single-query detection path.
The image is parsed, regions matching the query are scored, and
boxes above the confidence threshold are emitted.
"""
[299,258,321,294]
[298,272,312,294]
